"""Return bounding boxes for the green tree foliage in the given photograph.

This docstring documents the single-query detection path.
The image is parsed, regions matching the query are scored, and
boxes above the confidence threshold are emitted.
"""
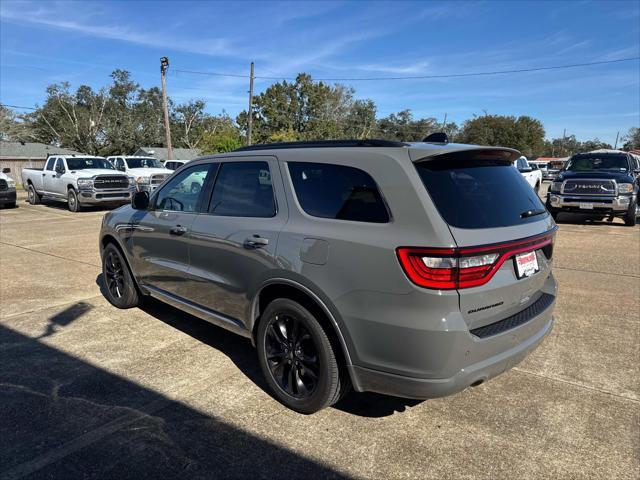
[199,113,243,154]
[0,105,31,142]
[541,135,613,157]
[459,114,545,156]
[622,127,639,150]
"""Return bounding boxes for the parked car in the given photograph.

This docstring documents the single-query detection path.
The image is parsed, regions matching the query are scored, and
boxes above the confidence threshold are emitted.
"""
[0,167,17,208]
[106,156,172,192]
[22,156,132,212]
[529,161,553,181]
[546,150,640,226]
[100,139,557,413]
[514,156,542,193]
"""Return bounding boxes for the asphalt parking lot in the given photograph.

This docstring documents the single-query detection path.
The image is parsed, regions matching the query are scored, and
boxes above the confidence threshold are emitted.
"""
[1,185,638,480]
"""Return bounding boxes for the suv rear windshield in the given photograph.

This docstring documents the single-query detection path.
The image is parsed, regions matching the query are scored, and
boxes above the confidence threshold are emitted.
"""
[565,153,629,172]
[416,157,546,229]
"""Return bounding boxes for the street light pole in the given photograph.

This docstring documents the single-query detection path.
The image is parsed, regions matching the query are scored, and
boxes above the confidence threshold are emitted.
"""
[160,56,173,160]
[247,62,254,145]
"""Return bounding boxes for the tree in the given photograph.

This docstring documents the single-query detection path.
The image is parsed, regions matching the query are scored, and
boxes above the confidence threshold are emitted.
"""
[622,127,640,150]
[376,109,441,142]
[0,105,32,142]
[459,114,545,156]
[199,113,243,154]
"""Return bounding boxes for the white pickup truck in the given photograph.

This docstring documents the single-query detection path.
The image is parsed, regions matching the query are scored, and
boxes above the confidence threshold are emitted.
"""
[514,156,543,194]
[21,155,133,212]
[106,156,172,192]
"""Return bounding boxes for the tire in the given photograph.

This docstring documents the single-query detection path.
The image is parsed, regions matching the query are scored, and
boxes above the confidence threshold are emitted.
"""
[28,185,41,205]
[101,243,140,308]
[545,198,559,221]
[67,188,82,212]
[623,198,637,227]
[534,182,540,195]
[256,298,347,414]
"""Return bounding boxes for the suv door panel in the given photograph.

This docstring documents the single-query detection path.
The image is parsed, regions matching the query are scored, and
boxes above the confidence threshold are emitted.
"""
[187,157,288,324]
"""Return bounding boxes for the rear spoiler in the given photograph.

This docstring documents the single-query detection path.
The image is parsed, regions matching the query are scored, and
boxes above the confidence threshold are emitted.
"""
[409,146,521,165]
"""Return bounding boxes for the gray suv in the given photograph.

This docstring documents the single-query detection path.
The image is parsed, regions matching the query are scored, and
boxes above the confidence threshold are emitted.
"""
[99,139,557,413]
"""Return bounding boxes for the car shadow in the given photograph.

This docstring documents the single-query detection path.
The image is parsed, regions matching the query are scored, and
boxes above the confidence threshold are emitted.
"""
[554,212,631,227]
[95,275,424,418]
[0,323,353,479]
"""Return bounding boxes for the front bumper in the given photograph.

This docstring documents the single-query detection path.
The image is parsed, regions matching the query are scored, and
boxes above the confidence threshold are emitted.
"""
[548,194,631,213]
[78,187,132,205]
[0,188,17,204]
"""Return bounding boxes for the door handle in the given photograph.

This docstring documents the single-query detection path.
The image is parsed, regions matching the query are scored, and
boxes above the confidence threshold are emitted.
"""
[169,225,188,236]
[244,235,269,248]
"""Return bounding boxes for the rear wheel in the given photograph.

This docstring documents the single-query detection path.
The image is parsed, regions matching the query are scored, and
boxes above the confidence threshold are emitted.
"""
[256,298,347,414]
[67,188,82,212]
[102,243,140,308]
[28,185,40,205]
[623,198,637,226]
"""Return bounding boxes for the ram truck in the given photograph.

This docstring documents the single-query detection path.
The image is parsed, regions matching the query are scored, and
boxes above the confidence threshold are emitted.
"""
[514,156,542,194]
[22,155,132,212]
[106,156,172,192]
[0,168,17,208]
[546,150,639,226]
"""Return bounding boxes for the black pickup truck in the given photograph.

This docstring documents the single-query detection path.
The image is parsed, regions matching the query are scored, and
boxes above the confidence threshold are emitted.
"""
[546,151,640,226]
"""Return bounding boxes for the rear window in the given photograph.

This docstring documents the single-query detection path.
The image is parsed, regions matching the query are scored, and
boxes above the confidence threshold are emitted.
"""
[416,158,546,229]
[288,162,389,223]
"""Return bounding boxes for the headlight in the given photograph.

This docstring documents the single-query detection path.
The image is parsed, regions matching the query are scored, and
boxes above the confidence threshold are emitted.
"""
[617,183,634,194]
[550,181,562,193]
[6,178,16,188]
[135,176,150,184]
[128,177,136,186]
[77,178,93,187]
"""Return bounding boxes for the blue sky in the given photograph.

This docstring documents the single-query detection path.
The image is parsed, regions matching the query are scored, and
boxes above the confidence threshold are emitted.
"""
[1,0,638,145]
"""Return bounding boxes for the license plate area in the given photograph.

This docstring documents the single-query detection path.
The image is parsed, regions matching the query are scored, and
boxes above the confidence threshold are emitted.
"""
[579,202,594,210]
[514,251,539,279]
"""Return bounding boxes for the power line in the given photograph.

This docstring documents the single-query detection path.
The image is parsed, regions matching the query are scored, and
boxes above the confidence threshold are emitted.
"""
[0,103,37,110]
[175,56,640,82]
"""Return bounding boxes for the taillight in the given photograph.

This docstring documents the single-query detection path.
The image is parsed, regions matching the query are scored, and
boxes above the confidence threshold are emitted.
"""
[397,230,556,290]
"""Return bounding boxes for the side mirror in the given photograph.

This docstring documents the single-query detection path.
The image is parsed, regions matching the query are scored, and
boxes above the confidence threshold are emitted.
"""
[55,165,65,174]
[519,167,533,173]
[118,165,126,172]
[2,167,10,174]
[131,190,149,210]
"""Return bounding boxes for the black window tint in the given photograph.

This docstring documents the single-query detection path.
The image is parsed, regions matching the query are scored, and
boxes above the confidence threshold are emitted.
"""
[155,163,213,212]
[288,162,389,223]
[54,158,65,172]
[209,162,275,217]
[416,159,546,229]
[45,158,55,171]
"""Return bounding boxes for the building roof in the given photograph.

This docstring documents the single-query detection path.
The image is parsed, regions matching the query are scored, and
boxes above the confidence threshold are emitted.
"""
[134,147,202,161]
[0,141,84,159]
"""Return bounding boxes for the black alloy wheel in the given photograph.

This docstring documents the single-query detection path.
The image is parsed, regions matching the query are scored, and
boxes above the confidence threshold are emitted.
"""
[257,298,348,413]
[264,313,320,398]
[101,243,140,308]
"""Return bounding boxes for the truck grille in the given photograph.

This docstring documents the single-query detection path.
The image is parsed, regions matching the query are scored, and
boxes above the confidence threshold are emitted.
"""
[94,175,129,190]
[562,179,615,196]
[151,174,169,185]
[0,180,7,191]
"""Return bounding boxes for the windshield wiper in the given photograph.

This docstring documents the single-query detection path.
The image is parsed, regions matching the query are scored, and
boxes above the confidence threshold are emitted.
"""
[520,209,546,219]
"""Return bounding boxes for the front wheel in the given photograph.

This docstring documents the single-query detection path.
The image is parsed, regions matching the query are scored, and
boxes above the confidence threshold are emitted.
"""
[28,185,41,205]
[256,298,348,414]
[67,188,82,212]
[623,198,637,227]
[102,243,140,308]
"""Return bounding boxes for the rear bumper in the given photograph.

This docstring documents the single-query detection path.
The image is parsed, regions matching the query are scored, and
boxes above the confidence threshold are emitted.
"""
[349,316,552,399]
[548,194,631,213]
[0,189,17,204]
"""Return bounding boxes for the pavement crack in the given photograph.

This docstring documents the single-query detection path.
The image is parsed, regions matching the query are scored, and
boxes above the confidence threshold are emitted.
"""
[0,241,100,268]
[554,265,639,278]
[512,368,640,404]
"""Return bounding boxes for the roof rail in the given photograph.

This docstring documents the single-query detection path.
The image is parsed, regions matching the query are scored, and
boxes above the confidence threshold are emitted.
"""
[233,139,408,152]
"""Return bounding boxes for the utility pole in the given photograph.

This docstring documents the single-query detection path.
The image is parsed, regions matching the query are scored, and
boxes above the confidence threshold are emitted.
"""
[560,128,567,157]
[160,57,173,160]
[247,62,255,145]
[441,113,447,131]
[614,131,620,149]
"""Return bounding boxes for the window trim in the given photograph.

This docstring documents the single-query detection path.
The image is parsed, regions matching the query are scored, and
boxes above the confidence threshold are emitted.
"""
[285,161,392,224]
[45,158,56,171]
[204,160,278,219]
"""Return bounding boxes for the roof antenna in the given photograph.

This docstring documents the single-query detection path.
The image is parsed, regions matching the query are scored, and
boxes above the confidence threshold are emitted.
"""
[423,132,449,144]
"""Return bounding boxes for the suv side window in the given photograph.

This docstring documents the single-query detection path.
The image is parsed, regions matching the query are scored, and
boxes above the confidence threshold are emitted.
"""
[208,161,276,217]
[288,162,390,223]
[45,158,56,171]
[154,163,215,212]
